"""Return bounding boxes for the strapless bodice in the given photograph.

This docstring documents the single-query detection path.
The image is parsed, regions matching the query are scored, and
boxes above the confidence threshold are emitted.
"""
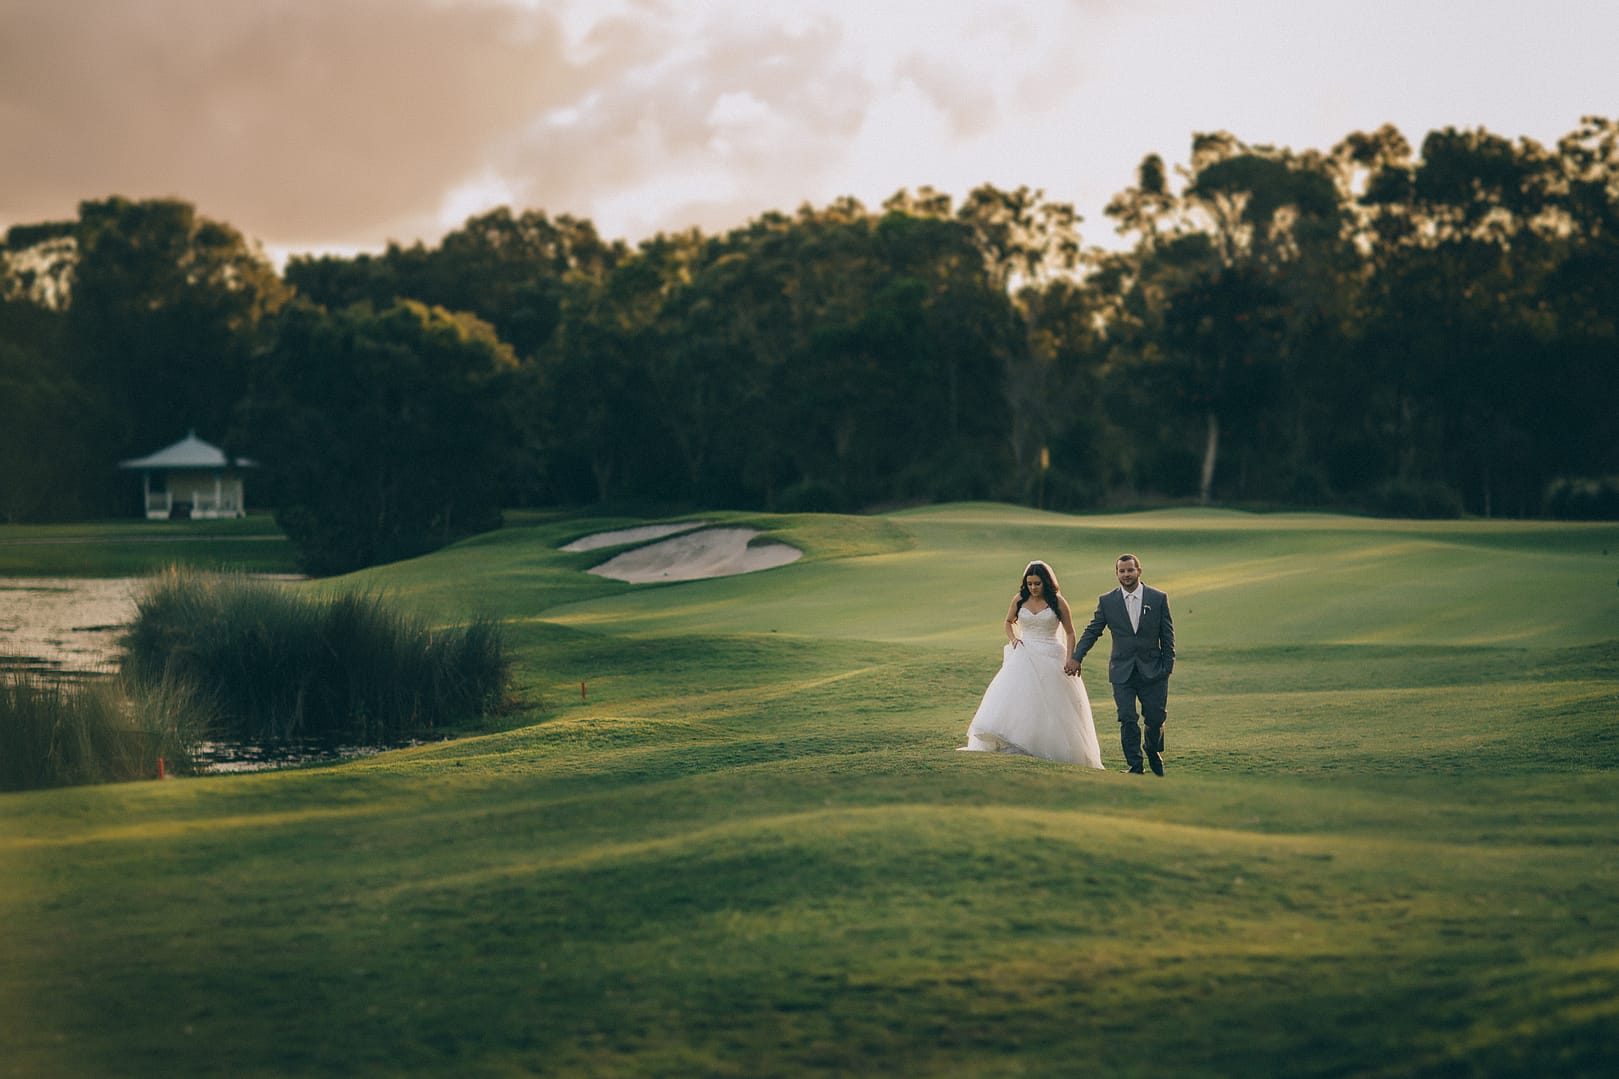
[1017,605,1061,643]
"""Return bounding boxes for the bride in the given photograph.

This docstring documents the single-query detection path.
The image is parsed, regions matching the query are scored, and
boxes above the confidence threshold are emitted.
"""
[960,560,1104,769]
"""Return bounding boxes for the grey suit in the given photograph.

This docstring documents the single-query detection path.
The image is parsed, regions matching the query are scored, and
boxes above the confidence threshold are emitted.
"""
[1072,585,1175,772]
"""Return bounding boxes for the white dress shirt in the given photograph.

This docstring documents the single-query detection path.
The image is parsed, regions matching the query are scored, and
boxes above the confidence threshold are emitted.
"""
[1122,586,1141,632]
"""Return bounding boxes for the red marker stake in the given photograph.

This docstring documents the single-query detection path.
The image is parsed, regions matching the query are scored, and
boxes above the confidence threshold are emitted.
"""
[581,681,587,700]
[157,757,166,780]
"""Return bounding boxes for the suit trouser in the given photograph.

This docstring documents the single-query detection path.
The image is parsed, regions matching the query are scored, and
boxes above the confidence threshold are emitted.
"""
[1111,671,1168,770]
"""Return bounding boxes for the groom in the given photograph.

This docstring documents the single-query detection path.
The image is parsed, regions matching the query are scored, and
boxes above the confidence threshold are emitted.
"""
[1064,554,1175,775]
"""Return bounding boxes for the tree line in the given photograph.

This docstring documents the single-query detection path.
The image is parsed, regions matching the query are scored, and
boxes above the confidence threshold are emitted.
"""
[3,119,1617,572]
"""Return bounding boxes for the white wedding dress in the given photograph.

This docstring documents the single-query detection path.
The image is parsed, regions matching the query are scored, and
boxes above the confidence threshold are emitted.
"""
[960,606,1104,768]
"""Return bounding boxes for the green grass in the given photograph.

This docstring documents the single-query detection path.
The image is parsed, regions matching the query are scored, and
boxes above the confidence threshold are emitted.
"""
[0,515,297,576]
[4,505,1619,1076]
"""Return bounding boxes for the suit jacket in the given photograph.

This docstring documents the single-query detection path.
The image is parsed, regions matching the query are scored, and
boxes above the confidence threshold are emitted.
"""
[1071,585,1175,685]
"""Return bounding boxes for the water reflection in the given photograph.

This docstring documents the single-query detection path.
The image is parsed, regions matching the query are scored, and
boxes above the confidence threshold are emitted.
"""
[192,738,437,773]
[0,577,138,678]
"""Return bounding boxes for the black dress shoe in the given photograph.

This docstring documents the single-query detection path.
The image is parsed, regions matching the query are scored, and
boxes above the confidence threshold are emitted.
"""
[1125,765,1144,774]
[1146,750,1164,776]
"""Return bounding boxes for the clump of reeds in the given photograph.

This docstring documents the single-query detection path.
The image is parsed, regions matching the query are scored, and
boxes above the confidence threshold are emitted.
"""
[0,667,209,792]
[120,568,509,745]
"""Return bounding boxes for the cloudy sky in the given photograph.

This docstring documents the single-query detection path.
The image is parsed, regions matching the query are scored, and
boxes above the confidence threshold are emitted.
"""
[3,0,1616,263]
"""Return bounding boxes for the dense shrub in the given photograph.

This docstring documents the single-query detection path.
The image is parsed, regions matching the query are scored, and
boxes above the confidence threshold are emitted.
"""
[775,480,847,513]
[0,669,208,791]
[1543,476,1619,520]
[121,569,509,744]
[1032,468,1104,513]
[1361,478,1465,519]
[238,301,519,575]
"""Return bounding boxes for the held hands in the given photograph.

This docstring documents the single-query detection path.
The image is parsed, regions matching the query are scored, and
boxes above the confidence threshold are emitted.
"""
[1063,658,1081,677]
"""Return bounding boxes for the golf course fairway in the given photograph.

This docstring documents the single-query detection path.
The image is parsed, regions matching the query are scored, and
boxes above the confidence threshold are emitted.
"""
[5,504,1617,1077]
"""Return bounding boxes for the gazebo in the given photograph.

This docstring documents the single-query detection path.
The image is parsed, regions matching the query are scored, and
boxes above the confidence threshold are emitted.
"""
[118,431,255,520]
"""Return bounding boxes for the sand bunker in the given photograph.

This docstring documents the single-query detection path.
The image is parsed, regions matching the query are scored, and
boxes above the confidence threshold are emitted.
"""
[585,528,801,583]
[559,522,706,552]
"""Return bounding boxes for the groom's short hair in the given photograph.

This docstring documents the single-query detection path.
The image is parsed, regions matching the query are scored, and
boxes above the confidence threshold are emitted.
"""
[1117,553,1140,567]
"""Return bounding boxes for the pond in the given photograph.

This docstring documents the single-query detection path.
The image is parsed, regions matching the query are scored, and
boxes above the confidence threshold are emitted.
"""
[0,577,137,678]
[0,576,410,773]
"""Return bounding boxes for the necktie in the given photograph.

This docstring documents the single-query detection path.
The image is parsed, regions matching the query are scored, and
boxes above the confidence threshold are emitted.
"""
[1126,591,1139,631]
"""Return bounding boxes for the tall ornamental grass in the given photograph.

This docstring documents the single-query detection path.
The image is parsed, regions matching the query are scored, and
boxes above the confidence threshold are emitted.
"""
[121,568,509,744]
[0,668,208,791]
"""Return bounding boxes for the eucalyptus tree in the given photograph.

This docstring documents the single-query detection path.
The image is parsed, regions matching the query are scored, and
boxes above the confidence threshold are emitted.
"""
[1539,117,1619,499]
[0,221,76,309]
[766,197,1024,507]
[626,199,929,508]
[645,222,801,505]
[282,208,626,508]
[32,198,286,515]
[0,294,105,520]
[954,183,1082,291]
[0,224,88,519]
[286,208,622,363]
[839,205,1018,504]
[956,186,1087,499]
[1325,125,1421,493]
[557,195,1026,511]
[1341,126,1565,515]
[537,228,704,504]
[1104,134,1351,504]
[884,185,1087,503]
[1011,274,1114,508]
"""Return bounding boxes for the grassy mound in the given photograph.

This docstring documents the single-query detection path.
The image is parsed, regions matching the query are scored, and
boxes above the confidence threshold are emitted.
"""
[4,505,1618,1077]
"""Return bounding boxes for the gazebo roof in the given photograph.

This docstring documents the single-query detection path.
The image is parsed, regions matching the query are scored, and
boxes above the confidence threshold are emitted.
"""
[118,431,256,471]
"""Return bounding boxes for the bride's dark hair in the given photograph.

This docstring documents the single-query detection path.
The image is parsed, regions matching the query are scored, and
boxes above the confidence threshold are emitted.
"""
[1017,560,1061,612]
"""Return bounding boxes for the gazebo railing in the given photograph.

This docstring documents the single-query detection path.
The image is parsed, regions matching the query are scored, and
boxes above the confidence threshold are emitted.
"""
[143,490,242,518]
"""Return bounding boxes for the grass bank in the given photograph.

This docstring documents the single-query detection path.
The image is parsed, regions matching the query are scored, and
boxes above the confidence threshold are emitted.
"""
[0,515,297,576]
[4,505,1618,1077]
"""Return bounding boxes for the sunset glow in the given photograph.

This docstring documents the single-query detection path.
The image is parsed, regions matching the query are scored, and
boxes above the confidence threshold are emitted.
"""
[2,0,1615,260]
